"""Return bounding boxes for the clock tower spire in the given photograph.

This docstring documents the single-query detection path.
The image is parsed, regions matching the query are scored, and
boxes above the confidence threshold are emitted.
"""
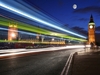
[88,15,95,44]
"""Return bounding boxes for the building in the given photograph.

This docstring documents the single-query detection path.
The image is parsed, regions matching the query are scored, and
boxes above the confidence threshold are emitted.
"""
[8,23,18,41]
[88,15,95,44]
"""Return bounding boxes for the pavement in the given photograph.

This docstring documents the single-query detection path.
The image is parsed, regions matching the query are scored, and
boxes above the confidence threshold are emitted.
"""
[71,48,100,75]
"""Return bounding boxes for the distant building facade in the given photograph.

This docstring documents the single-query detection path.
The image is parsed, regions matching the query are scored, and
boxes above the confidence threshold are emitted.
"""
[8,23,18,41]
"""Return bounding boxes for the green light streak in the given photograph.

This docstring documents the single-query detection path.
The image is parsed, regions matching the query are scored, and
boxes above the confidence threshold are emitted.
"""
[0,16,86,41]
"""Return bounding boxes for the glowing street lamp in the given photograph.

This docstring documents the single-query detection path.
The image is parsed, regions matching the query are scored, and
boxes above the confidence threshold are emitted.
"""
[52,38,54,41]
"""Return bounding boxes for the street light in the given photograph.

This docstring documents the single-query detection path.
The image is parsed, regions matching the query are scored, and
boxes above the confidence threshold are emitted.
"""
[52,38,54,41]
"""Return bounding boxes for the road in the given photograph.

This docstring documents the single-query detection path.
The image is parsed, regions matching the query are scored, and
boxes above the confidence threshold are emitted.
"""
[0,48,83,75]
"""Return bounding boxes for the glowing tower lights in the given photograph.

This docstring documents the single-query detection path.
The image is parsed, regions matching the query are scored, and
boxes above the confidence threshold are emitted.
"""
[1,1,86,39]
[8,23,18,41]
[88,15,95,44]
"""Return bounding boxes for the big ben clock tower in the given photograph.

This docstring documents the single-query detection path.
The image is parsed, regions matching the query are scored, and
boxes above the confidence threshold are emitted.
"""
[88,15,95,44]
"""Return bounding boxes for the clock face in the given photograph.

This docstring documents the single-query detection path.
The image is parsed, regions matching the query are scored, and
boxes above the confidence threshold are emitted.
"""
[90,25,93,29]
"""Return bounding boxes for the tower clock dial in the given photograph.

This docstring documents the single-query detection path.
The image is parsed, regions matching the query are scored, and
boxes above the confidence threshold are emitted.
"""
[89,25,93,29]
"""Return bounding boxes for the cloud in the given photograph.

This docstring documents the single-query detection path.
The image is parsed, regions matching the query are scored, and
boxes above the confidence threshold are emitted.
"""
[62,24,71,30]
[73,6,100,15]
[78,18,88,21]
[96,33,100,42]
[72,26,84,30]
[71,26,100,42]
[71,15,88,22]
[71,26,87,36]
[96,26,100,31]
[63,24,69,27]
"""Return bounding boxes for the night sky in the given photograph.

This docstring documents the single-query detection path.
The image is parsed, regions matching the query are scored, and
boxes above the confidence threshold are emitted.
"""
[0,0,100,41]
[24,0,100,32]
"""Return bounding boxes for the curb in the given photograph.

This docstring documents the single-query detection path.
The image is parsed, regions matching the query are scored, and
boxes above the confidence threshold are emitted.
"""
[60,52,76,75]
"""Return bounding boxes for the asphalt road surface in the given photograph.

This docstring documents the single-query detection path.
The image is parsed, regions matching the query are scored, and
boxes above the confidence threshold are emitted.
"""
[0,49,82,75]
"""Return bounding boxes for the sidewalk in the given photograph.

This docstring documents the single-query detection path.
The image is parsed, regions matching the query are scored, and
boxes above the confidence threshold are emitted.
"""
[71,49,100,75]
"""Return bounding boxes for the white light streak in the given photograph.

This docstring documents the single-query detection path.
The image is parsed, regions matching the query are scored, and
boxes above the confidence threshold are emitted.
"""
[0,2,86,39]
[0,27,62,40]
[0,45,89,57]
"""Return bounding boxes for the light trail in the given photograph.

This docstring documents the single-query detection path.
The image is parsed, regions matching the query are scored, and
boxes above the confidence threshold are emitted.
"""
[0,45,90,57]
[0,1,86,39]
[0,16,87,41]
[0,27,36,36]
[0,27,74,41]
[0,27,59,39]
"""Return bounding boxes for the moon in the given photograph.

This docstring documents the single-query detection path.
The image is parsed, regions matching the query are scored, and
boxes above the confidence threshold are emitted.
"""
[73,4,77,9]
